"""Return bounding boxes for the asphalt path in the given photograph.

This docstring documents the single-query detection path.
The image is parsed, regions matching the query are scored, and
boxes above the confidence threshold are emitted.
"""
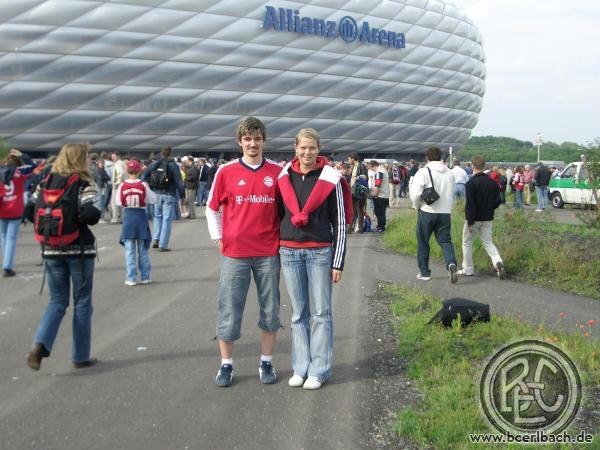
[0,213,376,450]
[1,205,598,450]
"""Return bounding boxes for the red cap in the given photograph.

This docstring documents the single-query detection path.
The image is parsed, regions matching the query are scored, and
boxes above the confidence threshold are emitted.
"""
[127,160,142,172]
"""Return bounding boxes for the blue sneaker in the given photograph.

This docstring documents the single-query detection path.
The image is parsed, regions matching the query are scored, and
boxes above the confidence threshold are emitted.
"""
[259,360,277,384]
[215,364,234,387]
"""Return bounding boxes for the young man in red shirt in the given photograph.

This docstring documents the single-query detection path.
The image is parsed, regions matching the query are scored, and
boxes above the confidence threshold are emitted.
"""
[206,117,282,387]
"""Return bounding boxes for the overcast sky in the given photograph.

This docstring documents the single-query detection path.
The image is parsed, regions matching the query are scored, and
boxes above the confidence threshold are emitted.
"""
[451,0,600,145]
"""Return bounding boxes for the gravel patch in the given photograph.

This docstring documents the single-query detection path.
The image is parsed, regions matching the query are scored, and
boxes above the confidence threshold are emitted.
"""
[364,283,424,450]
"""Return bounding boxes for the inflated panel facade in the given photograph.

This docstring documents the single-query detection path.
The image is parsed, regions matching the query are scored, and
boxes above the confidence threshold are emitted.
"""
[0,0,485,155]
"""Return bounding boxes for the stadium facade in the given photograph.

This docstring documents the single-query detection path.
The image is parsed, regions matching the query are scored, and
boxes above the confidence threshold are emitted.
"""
[0,0,485,157]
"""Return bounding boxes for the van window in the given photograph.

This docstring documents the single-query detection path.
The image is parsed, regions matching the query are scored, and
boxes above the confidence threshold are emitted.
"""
[562,165,576,178]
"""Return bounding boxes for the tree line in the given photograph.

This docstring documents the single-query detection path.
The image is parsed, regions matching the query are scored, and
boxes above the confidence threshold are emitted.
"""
[456,135,593,163]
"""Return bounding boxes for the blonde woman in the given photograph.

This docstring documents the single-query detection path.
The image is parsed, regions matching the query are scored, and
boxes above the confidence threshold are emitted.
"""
[25,143,101,371]
[278,128,351,389]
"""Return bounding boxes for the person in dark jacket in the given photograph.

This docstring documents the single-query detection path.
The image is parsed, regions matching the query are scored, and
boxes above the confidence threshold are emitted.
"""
[25,142,101,371]
[278,128,352,390]
[534,162,552,212]
[183,156,200,219]
[458,155,505,279]
[141,146,184,251]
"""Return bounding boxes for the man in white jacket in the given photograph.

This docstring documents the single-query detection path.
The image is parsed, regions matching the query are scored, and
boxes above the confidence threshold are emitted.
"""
[409,147,458,283]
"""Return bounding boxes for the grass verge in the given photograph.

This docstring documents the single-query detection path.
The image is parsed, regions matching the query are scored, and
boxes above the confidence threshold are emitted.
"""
[387,284,600,449]
[382,206,600,299]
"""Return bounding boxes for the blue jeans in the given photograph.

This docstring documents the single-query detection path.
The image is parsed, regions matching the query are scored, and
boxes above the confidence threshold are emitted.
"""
[123,239,151,282]
[515,190,524,209]
[454,183,466,200]
[0,218,21,270]
[95,185,107,217]
[152,193,176,248]
[217,256,281,341]
[416,210,457,277]
[196,181,208,205]
[33,257,95,363]
[280,246,334,381]
[536,186,548,210]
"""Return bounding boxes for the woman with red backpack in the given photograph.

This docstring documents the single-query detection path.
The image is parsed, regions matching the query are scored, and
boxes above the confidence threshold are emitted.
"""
[24,143,101,371]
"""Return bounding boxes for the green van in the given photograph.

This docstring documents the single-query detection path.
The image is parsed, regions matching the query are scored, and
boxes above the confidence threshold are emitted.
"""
[549,162,598,208]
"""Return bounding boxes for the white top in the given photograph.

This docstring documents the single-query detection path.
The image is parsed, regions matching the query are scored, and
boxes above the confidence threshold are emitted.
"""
[451,165,469,184]
[410,161,456,214]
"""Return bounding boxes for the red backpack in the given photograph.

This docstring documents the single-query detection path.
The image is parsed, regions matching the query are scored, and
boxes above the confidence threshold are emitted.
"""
[34,174,81,246]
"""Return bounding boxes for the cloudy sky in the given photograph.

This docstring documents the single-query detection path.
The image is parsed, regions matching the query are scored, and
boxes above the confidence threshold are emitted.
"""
[452,0,600,145]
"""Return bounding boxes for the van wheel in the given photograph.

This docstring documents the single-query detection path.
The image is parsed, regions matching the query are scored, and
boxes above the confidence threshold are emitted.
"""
[551,192,564,208]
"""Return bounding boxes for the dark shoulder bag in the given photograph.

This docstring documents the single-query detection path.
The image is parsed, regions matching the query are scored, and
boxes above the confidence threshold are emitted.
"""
[420,167,440,205]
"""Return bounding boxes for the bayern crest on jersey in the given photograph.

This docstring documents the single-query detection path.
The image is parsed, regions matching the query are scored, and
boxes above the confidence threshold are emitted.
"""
[263,176,274,187]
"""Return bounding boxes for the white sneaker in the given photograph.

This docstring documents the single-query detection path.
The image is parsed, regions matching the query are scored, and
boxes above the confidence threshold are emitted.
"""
[456,270,474,276]
[140,279,152,285]
[288,375,305,387]
[125,280,136,286]
[303,376,323,390]
[535,209,543,212]
[416,273,431,281]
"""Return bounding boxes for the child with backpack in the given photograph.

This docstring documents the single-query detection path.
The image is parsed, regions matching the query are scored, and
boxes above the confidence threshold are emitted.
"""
[116,160,156,286]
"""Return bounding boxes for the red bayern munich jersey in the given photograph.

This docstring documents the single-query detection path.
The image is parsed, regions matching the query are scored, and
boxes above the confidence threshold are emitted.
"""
[208,158,281,258]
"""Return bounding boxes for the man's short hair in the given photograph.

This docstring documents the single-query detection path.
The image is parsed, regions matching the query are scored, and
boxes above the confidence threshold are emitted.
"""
[471,155,485,170]
[425,147,442,162]
[236,116,266,142]
[369,160,379,167]
[348,152,359,162]
[161,146,172,158]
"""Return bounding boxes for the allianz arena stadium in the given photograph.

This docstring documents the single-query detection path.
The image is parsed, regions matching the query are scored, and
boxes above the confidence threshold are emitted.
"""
[0,0,485,157]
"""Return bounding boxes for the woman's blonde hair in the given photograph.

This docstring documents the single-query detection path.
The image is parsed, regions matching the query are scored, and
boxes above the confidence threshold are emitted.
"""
[295,128,320,149]
[51,142,93,182]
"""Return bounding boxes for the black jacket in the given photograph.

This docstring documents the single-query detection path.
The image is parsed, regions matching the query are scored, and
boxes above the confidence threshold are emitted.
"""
[465,172,501,225]
[279,166,346,270]
[534,166,552,187]
[184,165,200,190]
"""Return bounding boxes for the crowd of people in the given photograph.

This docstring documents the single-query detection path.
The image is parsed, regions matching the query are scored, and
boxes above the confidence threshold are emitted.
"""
[0,116,557,388]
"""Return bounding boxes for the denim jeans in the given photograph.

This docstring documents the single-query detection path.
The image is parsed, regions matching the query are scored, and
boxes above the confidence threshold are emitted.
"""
[416,210,457,277]
[152,193,176,248]
[196,181,208,205]
[536,186,548,210]
[217,255,281,341]
[454,183,466,201]
[0,218,21,270]
[280,246,334,381]
[33,257,95,363]
[515,190,524,209]
[123,239,151,282]
[95,185,107,217]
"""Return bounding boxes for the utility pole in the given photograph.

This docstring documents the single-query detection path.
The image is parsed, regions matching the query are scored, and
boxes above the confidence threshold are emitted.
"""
[534,132,543,163]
